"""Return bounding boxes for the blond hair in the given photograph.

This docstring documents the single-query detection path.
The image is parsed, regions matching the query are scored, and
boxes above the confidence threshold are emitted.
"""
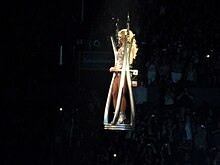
[118,29,138,64]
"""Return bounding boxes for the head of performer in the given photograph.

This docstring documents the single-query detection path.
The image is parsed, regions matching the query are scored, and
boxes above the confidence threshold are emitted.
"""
[118,29,138,64]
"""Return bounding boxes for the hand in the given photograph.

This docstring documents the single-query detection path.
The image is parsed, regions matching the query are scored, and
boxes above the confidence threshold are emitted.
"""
[109,67,114,72]
[114,65,122,71]
[109,65,122,72]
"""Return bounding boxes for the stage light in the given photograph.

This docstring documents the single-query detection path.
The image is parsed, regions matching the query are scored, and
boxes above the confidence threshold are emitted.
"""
[59,107,63,111]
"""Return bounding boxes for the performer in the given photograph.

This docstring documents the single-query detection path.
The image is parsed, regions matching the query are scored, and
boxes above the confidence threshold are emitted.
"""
[109,29,138,124]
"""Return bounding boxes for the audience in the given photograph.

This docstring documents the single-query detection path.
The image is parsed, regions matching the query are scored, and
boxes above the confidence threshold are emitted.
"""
[53,83,218,165]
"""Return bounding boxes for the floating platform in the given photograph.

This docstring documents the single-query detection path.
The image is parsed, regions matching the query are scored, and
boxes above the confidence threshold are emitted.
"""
[104,123,134,130]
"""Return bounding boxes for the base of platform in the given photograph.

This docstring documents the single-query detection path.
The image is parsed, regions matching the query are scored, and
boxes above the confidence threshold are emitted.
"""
[104,123,134,130]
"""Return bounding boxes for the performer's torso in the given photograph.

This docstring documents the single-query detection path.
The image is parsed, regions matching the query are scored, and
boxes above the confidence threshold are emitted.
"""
[116,46,124,66]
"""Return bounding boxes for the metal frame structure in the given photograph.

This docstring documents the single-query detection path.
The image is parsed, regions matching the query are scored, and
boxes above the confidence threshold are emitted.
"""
[103,33,137,130]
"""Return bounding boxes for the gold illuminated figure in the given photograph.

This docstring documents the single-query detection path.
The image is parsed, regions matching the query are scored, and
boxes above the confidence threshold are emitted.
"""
[104,14,139,130]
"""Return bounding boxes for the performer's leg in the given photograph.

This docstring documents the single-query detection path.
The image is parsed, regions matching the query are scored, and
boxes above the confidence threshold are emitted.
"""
[120,80,127,113]
[111,74,127,124]
[112,75,120,109]
[112,74,127,111]
[118,76,127,124]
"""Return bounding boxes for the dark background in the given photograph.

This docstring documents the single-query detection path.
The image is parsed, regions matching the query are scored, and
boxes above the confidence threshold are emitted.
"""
[3,0,220,164]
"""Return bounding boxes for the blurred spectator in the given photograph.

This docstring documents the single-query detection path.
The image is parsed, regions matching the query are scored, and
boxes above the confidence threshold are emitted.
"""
[180,49,189,66]
[178,106,187,122]
[210,52,220,87]
[166,118,176,143]
[159,122,170,144]
[212,149,220,165]
[145,125,157,144]
[193,124,208,165]
[141,143,158,165]
[157,55,171,84]
[185,61,197,86]
[176,87,194,108]
[184,115,194,149]
[211,121,220,147]
[163,86,175,107]
[145,56,157,86]
[171,53,184,84]
[133,80,148,116]
[191,49,200,67]
[133,81,148,105]
[206,108,216,131]
[160,142,172,164]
